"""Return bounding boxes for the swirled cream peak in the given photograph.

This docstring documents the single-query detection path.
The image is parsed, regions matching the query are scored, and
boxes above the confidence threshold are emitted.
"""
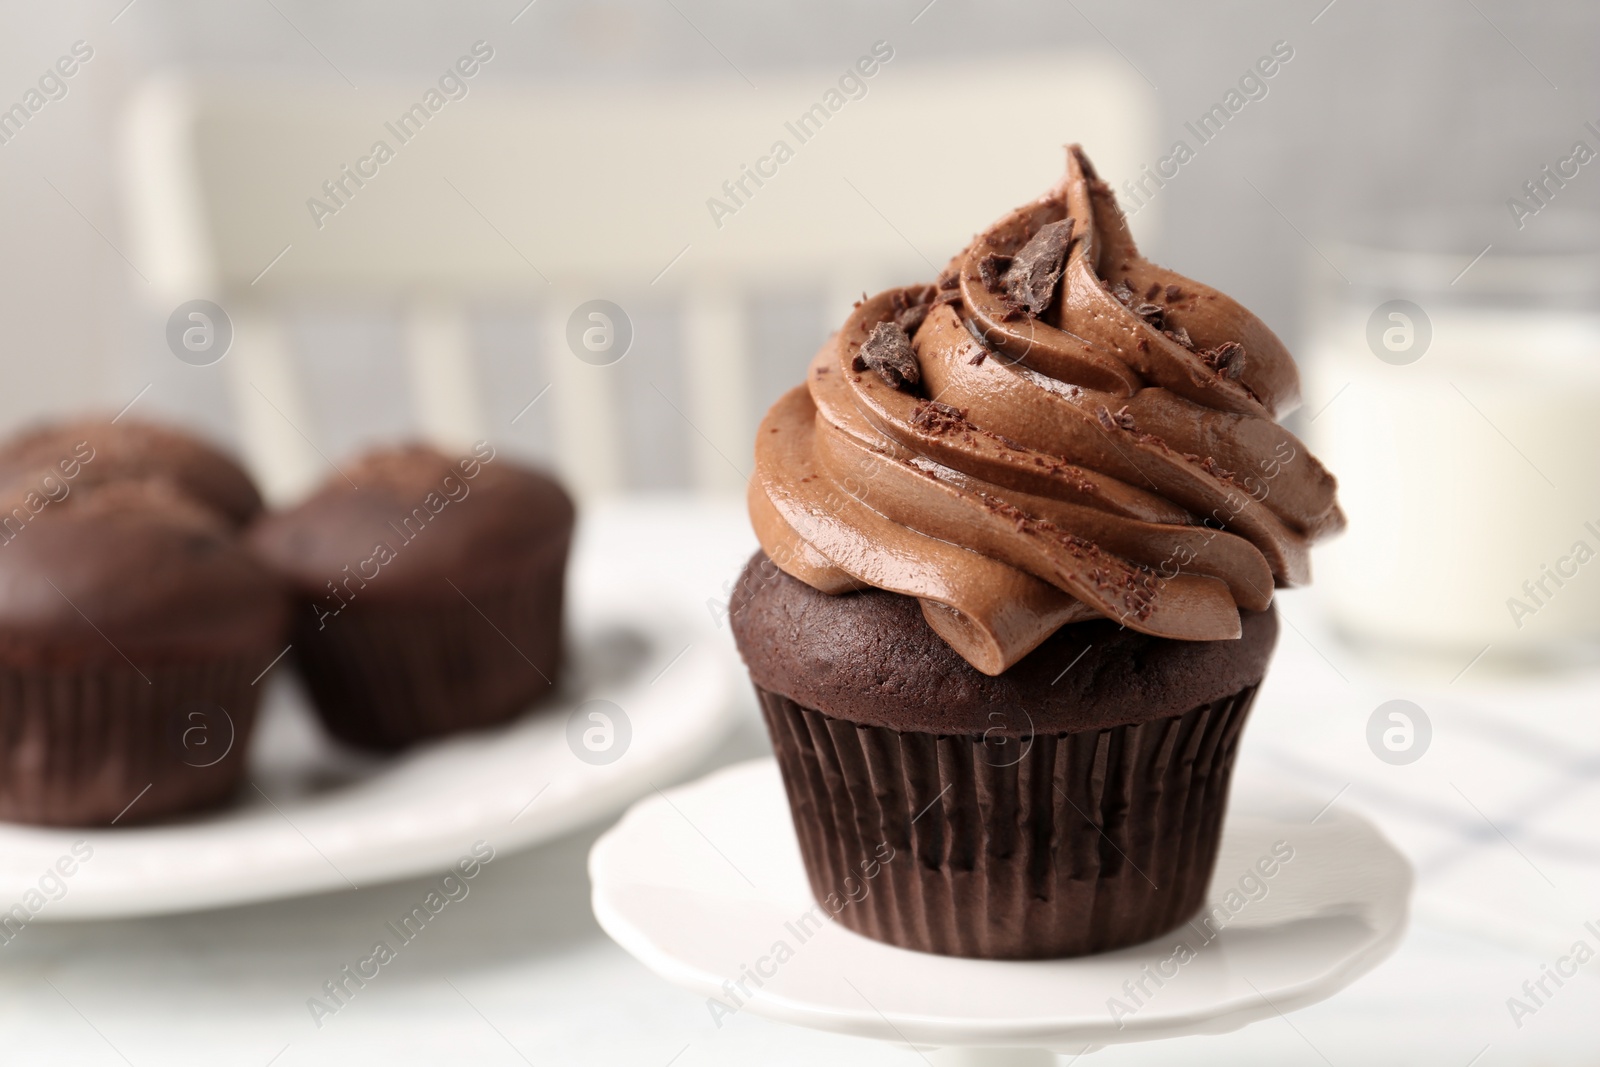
[751,145,1343,675]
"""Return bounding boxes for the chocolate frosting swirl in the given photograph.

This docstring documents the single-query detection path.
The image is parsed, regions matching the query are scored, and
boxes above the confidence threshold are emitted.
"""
[751,146,1343,675]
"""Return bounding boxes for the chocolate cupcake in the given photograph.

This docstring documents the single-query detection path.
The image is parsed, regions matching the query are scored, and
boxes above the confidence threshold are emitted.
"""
[730,145,1344,959]
[0,473,289,826]
[249,442,574,750]
[0,417,263,527]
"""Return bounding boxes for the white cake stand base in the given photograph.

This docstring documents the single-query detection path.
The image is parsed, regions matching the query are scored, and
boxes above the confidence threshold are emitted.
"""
[928,1048,1057,1065]
[590,759,1411,1062]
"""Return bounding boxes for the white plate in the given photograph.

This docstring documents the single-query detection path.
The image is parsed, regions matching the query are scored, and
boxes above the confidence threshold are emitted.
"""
[0,589,740,920]
[590,758,1413,1054]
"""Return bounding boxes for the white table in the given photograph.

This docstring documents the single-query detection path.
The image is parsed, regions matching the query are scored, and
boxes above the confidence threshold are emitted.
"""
[1,497,1595,1065]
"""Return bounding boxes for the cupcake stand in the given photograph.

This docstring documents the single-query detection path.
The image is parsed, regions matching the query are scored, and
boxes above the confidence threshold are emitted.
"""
[590,759,1412,1064]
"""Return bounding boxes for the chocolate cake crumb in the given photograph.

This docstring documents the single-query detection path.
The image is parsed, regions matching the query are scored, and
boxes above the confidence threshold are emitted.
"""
[1145,282,1161,300]
[1166,285,1182,301]
[1003,218,1075,316]
[855,322,921,391]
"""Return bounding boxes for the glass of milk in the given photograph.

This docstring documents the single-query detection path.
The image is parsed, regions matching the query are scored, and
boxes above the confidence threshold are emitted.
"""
[1304,217,1600,667]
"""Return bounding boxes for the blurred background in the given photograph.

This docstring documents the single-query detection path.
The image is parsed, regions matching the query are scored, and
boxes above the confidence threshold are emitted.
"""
[3,0,1600,1063]
[10,0,1598,490]
[12,0,1600,657]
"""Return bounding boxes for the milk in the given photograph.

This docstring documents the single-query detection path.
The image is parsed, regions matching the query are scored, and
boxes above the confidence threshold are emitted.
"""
[1307,297,1600,660]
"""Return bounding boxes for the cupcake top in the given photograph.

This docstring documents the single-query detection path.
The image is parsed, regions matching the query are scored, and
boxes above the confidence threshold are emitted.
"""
[0,417,264,527]
[732,553,1277,735]
[0,472,288,665]
[249,442,574,607]
[750,145,1343,675]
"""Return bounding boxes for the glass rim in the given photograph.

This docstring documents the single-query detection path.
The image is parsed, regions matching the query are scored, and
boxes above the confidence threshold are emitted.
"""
[1322,212,1600,300]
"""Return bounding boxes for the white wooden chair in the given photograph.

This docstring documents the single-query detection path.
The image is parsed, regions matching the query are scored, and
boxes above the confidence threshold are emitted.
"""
[118,55,1153,504]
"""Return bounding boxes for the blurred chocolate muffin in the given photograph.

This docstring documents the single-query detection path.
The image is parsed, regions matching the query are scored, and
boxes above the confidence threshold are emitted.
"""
[249,442,574,750]
[0,472,289,825]
[0,416,263,527]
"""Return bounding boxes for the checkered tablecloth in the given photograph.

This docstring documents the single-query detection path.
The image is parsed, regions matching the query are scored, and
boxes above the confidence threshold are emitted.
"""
[1242,590,1600,960]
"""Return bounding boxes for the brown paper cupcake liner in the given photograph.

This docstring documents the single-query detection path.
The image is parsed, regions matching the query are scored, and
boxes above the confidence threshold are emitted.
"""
[291,561,564,750]
[0,654,267,826]
[759,684,1258,959]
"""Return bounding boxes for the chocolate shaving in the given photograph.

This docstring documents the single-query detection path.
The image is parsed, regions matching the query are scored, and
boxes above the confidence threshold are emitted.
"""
[1166,285,1182,301]
[1145,282,1161,301]
[968,350,987,366]
[978,254,1012,294]
[1003,218,1075,316]
[1165,325,1193,348]
[895,302,930,336]
[1111,279,1172,331]
[889,290,935,337]
[853,321,921,391]
[1110,405,1135,430]
[909,400,969,436]
[890,286,929,314]
[1199,340,1246,380]
[1132,302,1165,329]
[981,499,1159,621]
